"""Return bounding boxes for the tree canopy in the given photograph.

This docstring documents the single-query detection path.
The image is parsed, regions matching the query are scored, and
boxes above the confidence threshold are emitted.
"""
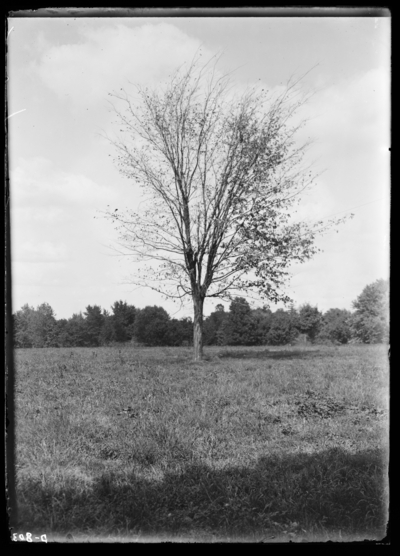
[351,279,389,344]
[13,303,56,348]
[298,303,322,343]
[133,306,170,346]
[318,308,352,345]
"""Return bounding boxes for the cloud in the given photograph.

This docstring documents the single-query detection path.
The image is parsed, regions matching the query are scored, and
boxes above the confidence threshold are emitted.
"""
[13,240,69,263]
[306,67,390,161]
[10,154,126,316]
[289,66,390,225]
[36,22,208,108]
[11,156,117,209]
[12,261,68,286]
[10,156,120,277]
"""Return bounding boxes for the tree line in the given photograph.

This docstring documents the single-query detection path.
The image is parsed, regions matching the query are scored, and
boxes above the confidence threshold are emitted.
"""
[12,279,388,349]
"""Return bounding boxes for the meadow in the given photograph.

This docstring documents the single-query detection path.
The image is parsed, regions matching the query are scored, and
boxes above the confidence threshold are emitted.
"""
[12,344,389,542]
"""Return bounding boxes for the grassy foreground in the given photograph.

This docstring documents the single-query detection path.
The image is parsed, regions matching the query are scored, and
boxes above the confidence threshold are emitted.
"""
[12,344,389,542]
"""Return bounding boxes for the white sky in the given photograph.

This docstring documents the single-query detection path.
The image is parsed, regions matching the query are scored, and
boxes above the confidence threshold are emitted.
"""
[8,12,390,319]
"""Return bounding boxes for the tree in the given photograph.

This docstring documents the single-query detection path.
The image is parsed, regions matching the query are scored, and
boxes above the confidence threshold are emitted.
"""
[105,56,349,360]
[298,303,322,343]
[53,318,70,347]
[13,302,57,348]
[251,306,273,345]
[99,309,115,345]
[203,304,228,345]
[13,304,35,348]
[351,279,389,343]
[66,313,88,347]
[84,305,104,347]
[35,303,57,347]
[317,308,352,344]
[266,308,299,346]
[133,306,170,346]
[164,317,193,346]
[220,297,258,345]
[111,301,136,342]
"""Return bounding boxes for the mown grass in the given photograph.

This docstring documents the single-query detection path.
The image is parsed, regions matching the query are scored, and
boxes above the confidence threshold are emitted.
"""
[13,344,389,542]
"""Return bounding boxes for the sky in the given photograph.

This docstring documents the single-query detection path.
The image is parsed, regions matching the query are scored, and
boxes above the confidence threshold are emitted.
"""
[8,11,390,320]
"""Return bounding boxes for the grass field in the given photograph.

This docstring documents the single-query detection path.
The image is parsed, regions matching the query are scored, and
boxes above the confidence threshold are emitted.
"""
[12,344,389,542]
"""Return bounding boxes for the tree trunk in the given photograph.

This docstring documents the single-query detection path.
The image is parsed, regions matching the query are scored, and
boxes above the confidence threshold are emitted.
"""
[193,294,204,361]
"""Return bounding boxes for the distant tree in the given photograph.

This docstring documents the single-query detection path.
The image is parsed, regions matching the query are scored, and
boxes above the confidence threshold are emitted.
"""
[351,279,389,343]
[180,317,194,345]
[111,301,136,342]
[266,308,299,345]
[251,307,273,345]
[317,308,353,344]
[298,303,322,343]
[164,317,193,346]
[220,297,258,346]
[53,318,70,347]
[133,306,170,346]
[84,305,104,346]
[36,303,58,347]
[13,302,56,348]
[99,309,115,345]
[288,304,300,328]
[203,304,228,345]
[13,304,35,347]
[65,313,88,347]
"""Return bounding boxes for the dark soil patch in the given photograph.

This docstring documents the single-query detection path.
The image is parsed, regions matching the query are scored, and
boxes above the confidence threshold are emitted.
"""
[293,390,387,420]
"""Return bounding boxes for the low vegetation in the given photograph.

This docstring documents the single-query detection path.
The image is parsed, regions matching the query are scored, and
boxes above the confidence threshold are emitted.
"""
[13,344,388,542]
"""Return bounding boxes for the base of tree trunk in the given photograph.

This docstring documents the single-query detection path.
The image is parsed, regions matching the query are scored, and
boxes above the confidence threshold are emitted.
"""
[193,295,204,361]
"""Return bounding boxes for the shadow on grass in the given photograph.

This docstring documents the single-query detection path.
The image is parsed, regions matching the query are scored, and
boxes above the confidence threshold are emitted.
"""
[16,447,388,541]
[218,349,325,360]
